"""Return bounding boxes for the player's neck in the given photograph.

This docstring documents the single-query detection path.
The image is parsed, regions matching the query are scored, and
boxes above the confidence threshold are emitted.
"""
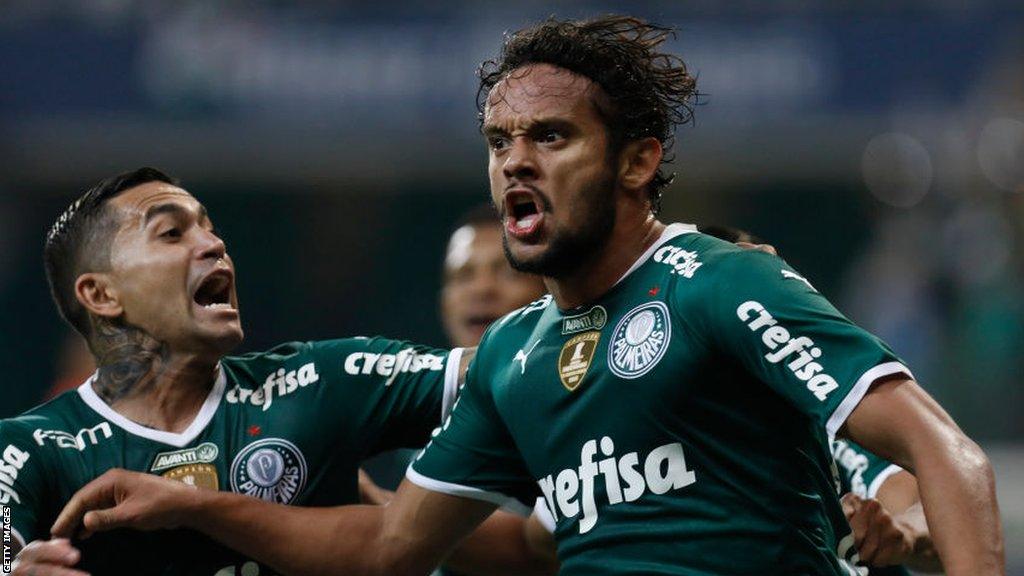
[90,318,219,433]
[545,212,664,310]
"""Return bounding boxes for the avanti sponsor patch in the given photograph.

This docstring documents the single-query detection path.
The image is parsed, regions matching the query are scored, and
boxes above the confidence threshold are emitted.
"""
[151,442,219,473]
[608,302,671,379]
[561,305,607,335]
[558,331,601,391]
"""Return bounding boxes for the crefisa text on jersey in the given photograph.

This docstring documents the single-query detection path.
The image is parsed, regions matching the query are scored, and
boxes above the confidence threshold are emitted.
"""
[537,436,697,535]
[0,445,29,505]
[226,362,320,412]
[736,300,840,401]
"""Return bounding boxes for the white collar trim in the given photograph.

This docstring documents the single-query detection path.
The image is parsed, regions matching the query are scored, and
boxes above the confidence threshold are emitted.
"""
[77,366,226,447]
[613,222,698,286]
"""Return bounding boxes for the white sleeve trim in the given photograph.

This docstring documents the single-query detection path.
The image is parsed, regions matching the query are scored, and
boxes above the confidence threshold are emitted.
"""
[826,361,913,438]
[866,464,905,499]
[10,526,25,548]
[441,347,464,421]
[405,465,532,516]
[533,497,556,533]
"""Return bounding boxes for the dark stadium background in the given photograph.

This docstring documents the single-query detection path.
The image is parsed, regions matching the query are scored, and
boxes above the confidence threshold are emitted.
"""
[1,1,1021,571]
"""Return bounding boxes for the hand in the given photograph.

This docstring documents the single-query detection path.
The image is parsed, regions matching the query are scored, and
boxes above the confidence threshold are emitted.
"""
[50,469,200,540]
[842,493,914,567]
[735,241,778,256]
[357,469,395,506]
[10,538,88,576]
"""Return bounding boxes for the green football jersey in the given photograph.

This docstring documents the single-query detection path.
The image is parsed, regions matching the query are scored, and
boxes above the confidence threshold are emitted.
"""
[831,439,911,576]
[410,223,912,576]
[0,337,461,575]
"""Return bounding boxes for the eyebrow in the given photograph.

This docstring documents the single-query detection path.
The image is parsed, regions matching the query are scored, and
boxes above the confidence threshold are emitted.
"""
[143,202,208,226]
[482,118,575,138]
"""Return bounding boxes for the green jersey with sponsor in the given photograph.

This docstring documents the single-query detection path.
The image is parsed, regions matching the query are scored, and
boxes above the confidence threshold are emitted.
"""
[831,439,912,576]
[410,223,911,576]
[0,337,460,575]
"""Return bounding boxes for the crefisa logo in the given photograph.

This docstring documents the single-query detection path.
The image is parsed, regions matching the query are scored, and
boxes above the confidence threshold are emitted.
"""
[230,438,307,505]
[608,302,671,379]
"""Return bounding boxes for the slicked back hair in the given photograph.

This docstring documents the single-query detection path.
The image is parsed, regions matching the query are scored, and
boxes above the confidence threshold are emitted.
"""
[478,15,699,214]
[44,167,178,339]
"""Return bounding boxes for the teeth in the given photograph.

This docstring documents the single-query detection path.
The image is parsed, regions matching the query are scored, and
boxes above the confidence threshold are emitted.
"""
[203,303,233,310]
[516,214,539,230]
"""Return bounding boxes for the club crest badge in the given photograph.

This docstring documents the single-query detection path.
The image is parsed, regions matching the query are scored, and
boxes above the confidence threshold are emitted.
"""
[608,301,671,379]
[230,438,307,504]
[558,331,601,391]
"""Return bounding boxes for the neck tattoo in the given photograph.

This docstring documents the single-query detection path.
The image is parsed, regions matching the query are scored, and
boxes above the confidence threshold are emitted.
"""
[90,317,171,404]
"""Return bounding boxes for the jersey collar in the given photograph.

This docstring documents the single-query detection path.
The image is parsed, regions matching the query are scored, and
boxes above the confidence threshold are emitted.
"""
[613,222,698,287]
[76,365,227,447]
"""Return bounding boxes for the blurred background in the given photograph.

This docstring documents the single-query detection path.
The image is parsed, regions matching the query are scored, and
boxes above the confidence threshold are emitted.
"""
[1,0,1021,571]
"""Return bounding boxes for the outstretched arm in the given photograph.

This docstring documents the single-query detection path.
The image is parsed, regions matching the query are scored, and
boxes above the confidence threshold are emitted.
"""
[53,470,498,576]
[841,376,1003,575]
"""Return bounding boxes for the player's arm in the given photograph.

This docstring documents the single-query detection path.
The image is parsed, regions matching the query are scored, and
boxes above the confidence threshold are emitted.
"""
[841,470,941,571]
[52,469,497,576]
[841,377,1002,575]
[442,510,556,576]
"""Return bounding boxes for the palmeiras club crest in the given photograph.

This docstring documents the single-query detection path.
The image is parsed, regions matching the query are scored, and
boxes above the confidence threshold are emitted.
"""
[230,438,307,504]
[608,301,672,379]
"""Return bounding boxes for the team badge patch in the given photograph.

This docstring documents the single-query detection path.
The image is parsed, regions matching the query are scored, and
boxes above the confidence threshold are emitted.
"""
[163,463,220,489]
[608,301,671,379]
[558,331,601,391]
[230,438,307,504]
[561,305,607,335]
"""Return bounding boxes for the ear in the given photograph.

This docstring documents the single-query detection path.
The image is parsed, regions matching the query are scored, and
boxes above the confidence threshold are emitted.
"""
[75,273,123,320]
[618,137,663,194]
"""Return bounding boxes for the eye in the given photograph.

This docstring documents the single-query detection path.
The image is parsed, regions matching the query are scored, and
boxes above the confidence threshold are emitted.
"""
[488,135,510,151]
[160,227,182,239]
[537,129,564,143]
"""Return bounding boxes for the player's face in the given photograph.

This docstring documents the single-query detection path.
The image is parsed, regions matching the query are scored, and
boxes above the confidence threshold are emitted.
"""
[484,63,618,277]
[441,223,546,347]
[102,182,243,355]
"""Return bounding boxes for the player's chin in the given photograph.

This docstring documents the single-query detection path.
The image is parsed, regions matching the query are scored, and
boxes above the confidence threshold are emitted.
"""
[195,321,245,353]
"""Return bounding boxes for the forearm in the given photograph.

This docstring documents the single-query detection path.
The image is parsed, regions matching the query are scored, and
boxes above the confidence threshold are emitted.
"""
[889,502,941,573]
[443,511,556,576]
[186,490,396,576]
[910,434,1002,575]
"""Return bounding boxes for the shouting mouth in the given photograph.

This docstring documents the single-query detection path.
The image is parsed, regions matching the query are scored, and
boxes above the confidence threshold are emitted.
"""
[192,269,236,314]
[504,189,545,241]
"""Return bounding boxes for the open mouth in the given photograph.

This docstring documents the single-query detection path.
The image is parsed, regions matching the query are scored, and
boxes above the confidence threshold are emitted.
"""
[193,271,234,311]
[464,313,500,334]
[504,190,545,239]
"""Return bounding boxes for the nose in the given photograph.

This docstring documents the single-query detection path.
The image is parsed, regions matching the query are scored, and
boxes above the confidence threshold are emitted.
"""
[197,228,227,261]
[502,138,539,182]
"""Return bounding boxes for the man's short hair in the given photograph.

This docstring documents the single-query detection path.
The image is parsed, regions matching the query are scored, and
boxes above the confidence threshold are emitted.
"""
[478,15,699,214]
[44,167,178,339]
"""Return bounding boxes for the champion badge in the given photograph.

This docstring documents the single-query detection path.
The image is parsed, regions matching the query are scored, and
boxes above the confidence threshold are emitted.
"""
[608,302,671,379]
[230,438,307,504]
[558,331,601,391]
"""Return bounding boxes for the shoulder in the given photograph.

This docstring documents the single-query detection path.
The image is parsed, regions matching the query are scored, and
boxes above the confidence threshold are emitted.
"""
[1,392,85,441]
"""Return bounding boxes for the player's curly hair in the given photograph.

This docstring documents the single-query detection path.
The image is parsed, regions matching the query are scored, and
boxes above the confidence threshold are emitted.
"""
[477,15,699,214]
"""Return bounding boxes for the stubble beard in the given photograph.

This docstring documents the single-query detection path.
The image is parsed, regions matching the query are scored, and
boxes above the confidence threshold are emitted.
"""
[502,171,617,279]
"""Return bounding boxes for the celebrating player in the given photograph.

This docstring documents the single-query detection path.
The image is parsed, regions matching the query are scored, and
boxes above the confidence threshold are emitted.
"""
[53,15,1002,576]
[2,168,547,575]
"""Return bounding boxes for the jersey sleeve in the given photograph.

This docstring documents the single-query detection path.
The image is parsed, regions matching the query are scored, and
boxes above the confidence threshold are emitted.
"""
[687,247,912,437]
[831,439,905,499]
[307,337,462,457]
[406,340,535,514]
[0,419,49,549]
